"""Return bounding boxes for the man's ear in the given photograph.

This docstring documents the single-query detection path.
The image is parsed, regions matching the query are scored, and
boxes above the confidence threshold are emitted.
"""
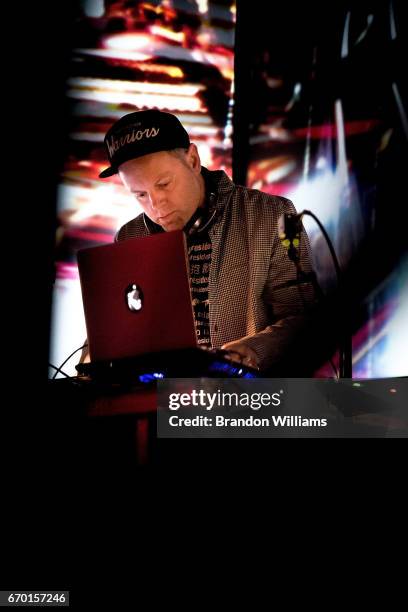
[186,143,201,174]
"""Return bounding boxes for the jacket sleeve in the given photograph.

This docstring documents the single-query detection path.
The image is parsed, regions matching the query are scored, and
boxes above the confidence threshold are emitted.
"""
[239,199,319,371]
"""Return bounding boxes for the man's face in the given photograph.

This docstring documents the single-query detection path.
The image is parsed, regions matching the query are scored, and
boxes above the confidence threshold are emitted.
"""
[118,145,205,232]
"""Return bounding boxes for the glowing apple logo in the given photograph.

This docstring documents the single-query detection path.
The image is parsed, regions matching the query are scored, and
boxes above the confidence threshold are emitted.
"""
[126,283,143,312]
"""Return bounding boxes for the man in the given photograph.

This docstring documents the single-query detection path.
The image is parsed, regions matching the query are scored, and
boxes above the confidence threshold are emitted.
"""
[96,108,317,372]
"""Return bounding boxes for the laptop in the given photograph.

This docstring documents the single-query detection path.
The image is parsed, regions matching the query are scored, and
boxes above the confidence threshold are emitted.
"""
[76,230,260,380]
[77,230,198,363]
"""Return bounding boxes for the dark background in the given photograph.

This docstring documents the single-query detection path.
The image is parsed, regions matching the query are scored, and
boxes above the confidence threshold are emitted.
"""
[2,0,406,594]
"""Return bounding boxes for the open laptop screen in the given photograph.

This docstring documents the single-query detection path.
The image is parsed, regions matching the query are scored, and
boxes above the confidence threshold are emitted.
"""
[77,230,197,362]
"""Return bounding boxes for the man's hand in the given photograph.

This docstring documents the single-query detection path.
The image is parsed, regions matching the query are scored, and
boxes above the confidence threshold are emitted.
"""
[221,340,260,369]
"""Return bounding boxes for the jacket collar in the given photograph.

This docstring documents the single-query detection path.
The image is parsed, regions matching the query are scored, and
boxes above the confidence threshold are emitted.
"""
[201,166,235,212]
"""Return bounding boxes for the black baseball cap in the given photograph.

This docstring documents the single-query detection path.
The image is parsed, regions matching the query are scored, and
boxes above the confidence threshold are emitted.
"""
[99,109,191,178]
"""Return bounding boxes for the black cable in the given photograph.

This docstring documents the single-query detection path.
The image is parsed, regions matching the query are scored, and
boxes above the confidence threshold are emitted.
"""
[289,210,351,378]
[297,258,339,379]
[279,216,338,378]
[295,248,339,379]
[302,211,352,378]
[48,364,88,388]
[48,363,71,379]
[52,343,88,380]
[302,210,342,280]
[298,267,339,379]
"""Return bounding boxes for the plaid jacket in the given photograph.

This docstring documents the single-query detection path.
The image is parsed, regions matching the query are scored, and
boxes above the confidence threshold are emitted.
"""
[116,167,317,370]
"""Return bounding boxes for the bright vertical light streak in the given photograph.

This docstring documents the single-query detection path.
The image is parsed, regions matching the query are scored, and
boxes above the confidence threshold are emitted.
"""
[196,0,209,15]
[355,286,408,378]
[341,11,351,58]
[390,0,397,40]
[381,292,408,376]
[335,99,348,190]
[392,82,408,140]
[378,261,408,377]
[49,274,87,378]
[355,14,373,45]
[83,0,105,18]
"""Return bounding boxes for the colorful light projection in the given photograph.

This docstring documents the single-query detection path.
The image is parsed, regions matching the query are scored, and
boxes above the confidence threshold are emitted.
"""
[50,0,236,377]
[244,0,407,377]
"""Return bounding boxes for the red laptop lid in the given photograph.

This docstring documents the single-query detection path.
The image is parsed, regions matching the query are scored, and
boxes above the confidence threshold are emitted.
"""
[77,230,197,361]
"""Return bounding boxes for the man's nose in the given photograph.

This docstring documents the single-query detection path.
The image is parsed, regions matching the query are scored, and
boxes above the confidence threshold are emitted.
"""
[150,191,165,211]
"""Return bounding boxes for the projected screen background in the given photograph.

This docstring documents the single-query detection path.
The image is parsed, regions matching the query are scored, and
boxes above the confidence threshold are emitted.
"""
[240,0,407,378]
[50,0,236,376]
[50,0,407,380]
